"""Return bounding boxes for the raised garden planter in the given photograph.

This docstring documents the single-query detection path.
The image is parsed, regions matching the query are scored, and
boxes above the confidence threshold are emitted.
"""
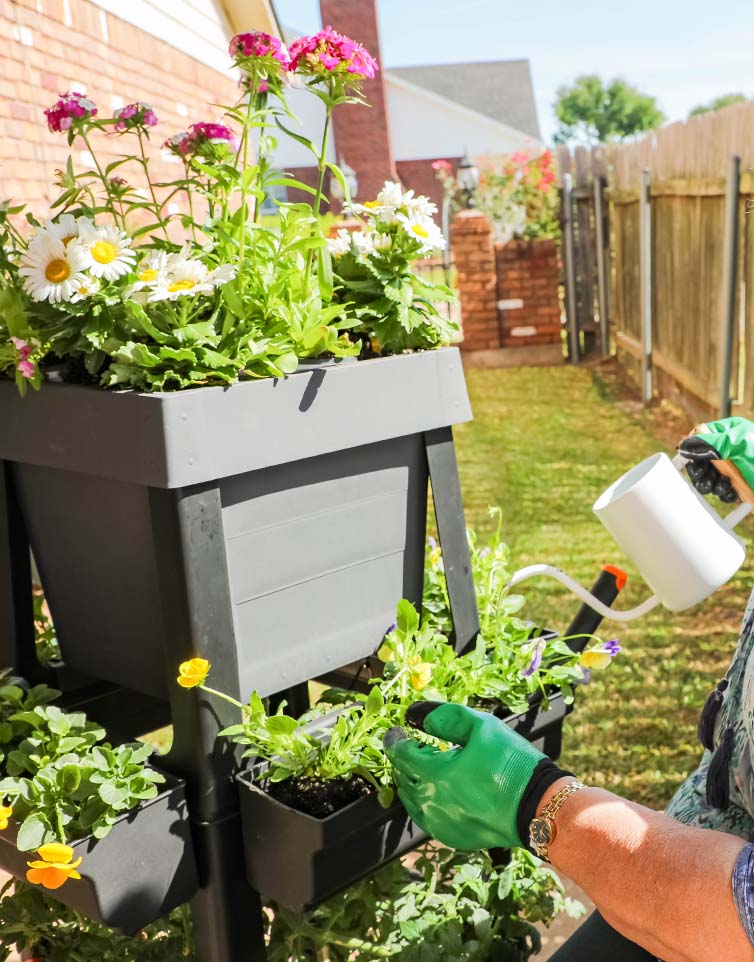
[0,348,471,700]
[237,685,573,911]
[0,772,198,934]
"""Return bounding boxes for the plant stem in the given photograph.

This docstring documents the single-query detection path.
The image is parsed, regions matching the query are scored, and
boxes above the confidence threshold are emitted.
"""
[183,162,198,242]
[238,80,257,264]
[306,100,333,282]
[79,131,125,231]
[137,129,170,241]
[199,684,248,714]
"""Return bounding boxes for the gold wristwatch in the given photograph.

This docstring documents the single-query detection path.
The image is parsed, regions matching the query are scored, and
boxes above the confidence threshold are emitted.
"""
[528,780,586,862]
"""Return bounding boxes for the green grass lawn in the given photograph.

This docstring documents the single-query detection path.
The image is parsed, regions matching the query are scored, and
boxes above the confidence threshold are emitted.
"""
[453,364,754,811]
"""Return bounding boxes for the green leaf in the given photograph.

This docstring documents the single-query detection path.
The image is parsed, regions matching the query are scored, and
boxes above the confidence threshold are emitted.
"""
[265,715,299,737]
[275,120,320,160]
[16,813,48,851]
[396,599,420,636]
[98,782,130,808]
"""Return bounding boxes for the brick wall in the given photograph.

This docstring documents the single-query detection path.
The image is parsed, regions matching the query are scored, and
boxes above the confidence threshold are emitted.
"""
[495,239,562,347]
[452,210,499,351]
[319,0,396,202]
[453,209,562,359]
[0,0,239,216]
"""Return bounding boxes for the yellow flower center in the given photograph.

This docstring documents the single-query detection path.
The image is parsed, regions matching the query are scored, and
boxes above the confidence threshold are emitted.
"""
[139,268,158,282]
[411,224,429,239]
[45,259,70,283]
[91,240,118,264]
[62,234,76,247]
[168,279,197,293]
[364,200,380,209]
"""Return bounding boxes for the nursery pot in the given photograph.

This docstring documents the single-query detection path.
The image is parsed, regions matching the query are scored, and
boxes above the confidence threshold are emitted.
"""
[0,771,198,933]
[0,349,471,700]
[237,682,573,911]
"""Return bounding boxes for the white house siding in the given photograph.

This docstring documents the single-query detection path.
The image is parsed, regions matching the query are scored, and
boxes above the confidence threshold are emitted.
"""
[385,75,543,162]
[88,0,235,74]
[269,85,339,167]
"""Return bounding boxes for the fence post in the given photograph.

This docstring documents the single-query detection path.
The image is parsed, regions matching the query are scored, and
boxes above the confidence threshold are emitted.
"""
[562,172,579,364]
[639,169,653,403]
[719,154,741,418]
[592,146,610,356]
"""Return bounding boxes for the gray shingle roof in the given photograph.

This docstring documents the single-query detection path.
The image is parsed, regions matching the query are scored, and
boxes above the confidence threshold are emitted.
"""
[389,60,541,141]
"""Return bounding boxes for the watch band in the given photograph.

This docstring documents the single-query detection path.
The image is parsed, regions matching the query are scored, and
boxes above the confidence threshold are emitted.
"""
[529,779,586,862]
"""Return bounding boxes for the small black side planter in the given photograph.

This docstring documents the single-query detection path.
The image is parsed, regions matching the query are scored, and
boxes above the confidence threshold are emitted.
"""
[0,773,198,934]
[237,691,573,912]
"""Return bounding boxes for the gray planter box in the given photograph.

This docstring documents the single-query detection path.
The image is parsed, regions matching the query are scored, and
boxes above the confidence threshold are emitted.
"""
[0,349,471,700]
[0,773,197,933]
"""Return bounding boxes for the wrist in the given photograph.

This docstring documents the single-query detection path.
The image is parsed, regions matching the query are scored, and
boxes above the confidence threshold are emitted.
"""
[515,760,573,849]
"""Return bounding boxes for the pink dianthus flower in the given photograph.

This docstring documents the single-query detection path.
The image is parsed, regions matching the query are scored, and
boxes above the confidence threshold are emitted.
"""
[44,92,97,133]
[289,26,378,83]
[114,101,159,131]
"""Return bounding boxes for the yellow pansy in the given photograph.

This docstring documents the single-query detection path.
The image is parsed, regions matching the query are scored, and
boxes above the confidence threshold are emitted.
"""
[409,655,432,692]
[580,650,613,671]
[177,657,211,688]
[0,805,12,831]
[26,843,83,890]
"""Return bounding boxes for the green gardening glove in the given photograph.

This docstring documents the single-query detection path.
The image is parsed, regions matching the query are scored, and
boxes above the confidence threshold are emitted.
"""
[384,702,568,851]
[679,417,754,505]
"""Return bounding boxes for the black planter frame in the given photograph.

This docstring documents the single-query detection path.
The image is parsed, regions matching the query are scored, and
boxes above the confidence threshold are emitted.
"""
[0,772,198,934]
[0,351,480,962]
[237,687,573,912]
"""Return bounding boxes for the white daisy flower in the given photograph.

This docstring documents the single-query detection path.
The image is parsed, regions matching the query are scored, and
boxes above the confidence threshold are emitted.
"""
[397,212,446,254]
[352,230,375,256]
[18,234,89,303]
[147,254,235,302]
[70,276,101,302]
[125,250,169,297]
[403,191,438,219]
[77,224,137,281]
[327,229,353,258]
[376,181,404,209]
[43,214,93,248]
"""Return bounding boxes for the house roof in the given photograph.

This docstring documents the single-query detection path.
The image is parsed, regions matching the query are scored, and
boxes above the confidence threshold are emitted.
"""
[389,60,541,141]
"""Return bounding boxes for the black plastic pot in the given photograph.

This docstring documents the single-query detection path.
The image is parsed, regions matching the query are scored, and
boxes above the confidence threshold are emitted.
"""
[0,349,471,700]
[237,690,574,912]
[0,772,198,934]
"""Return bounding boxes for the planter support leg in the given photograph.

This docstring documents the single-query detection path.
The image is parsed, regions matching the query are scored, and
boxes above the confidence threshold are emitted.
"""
[424,428,480,653]
[150,485,268,962]
[0,461,42,682]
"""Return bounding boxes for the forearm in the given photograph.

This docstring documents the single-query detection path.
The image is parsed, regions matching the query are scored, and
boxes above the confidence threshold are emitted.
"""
[542,779,753,962]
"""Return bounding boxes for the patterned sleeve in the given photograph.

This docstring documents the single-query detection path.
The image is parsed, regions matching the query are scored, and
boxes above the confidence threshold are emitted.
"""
[732,843,754,947]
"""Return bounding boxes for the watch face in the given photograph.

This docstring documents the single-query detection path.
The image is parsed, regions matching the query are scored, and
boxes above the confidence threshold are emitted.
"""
[529,817,554,848]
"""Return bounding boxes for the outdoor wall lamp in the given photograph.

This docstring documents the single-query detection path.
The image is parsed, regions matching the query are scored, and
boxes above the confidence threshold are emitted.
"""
[456,149,480,208]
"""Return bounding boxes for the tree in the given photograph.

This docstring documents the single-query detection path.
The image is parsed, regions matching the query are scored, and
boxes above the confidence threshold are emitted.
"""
[689,93,747,117]
[553,75,665,144]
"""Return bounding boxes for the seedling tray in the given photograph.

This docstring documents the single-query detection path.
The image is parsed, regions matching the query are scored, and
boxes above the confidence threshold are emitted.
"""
[0,771,198,934]
[237,689,573,911]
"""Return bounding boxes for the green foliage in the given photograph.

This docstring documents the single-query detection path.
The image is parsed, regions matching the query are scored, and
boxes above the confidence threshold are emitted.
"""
[689,93,747,117]
[266,844,584,961]
[0,882,194,962]
[0,678,163,849]
[32,590,60,667]
[554,75,665,144]
[452,151,559,243]
[0,53,452,393]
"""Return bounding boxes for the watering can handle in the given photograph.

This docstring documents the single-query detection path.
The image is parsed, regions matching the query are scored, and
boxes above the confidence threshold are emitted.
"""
[673,452,753,529]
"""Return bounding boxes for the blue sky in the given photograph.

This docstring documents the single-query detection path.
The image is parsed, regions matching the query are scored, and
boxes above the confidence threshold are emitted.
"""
[274,0,754,142]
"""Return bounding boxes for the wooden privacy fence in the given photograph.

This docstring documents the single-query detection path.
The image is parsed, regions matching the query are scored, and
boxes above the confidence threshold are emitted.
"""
[556,145,611,361]
[604,101,754,420]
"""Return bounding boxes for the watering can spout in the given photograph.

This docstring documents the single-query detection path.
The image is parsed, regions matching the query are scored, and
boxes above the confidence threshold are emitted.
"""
[507,564,661,622]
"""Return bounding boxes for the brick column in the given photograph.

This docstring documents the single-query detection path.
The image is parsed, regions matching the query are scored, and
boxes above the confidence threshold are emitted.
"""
[452,210,499,352]
[319,0,397,201]
[495,239,562,347]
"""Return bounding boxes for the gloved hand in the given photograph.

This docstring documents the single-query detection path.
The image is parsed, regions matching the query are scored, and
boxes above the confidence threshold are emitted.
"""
[383,701,568,851]
[679,417,754,505]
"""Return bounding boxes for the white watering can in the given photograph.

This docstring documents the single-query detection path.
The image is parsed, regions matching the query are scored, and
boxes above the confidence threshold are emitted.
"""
[509,452,753,622]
